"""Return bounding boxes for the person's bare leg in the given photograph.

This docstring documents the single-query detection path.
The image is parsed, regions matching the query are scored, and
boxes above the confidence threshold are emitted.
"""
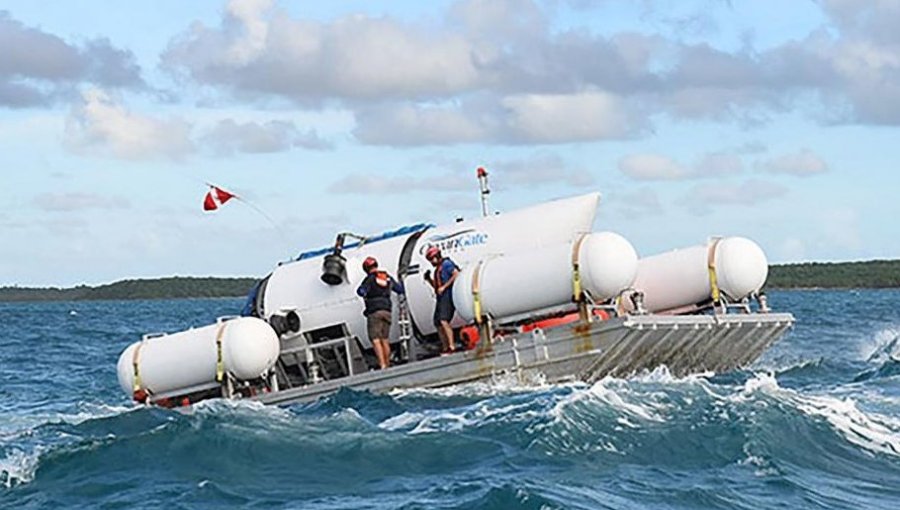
[376,339,390,368]
[372,339,386,369]
[436,325,447,352]
[438,325,451,353]
[440,321,455,353]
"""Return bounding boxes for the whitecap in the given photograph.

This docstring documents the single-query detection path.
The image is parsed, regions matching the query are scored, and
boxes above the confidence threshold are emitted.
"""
[793,394,900,458]
[0,402,138,442]
[737,372,900,458]
[0,448,41,488]
[378,395,547,435]
[623,365,714,385]
[390,371,560,400]
[860,325,900,363]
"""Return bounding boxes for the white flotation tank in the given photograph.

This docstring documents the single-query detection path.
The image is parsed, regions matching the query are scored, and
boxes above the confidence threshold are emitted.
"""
[626,236,768,313]
[452,232,638,323]
[116,316,280,398]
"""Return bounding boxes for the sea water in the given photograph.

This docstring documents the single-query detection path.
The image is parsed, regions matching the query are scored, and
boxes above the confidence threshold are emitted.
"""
[2,291,900,509]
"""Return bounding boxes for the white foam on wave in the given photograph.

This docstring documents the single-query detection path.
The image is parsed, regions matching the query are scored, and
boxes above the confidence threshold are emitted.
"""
[188,398,367,439]
[738,372,900,458]
[190,397,292,420]
[378,397,545,435]
[0,448,41,489]
[738,444,780,477]
[545,366,712,425]
[0,402,147,489]
[581,383,666,423]
[0,402,137,443]
[624,365,714,385]
[742,371,780,394]
[861,325,900,364]
[796,394,900,457]
[389,371,559,400]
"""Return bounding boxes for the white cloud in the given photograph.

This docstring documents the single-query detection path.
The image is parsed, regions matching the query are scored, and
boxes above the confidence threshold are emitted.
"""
[327,172,471,195]
[619,154,689,181]
[761,149,829,177]
[64,88,193,160]
[327,153,593,195]
[0,11,143,107]
[619,150,745,181]
[355,92,643,146]
[203,119,331,155]
[163,0,481,102]
[63,90,335,159]
[502,91,641,142]
[33,192,130,212]
[223,0,273,65]
[493,153,595,187]
[681,179,788,215]
[449,0,547,40]
[353,103,488,146]
[155,0,900,147]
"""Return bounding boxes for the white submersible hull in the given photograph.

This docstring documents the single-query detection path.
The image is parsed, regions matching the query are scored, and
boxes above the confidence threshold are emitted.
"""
[116,193,794,407]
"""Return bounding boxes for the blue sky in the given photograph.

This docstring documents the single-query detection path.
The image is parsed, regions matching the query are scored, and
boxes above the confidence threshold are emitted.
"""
[1,0,899,286]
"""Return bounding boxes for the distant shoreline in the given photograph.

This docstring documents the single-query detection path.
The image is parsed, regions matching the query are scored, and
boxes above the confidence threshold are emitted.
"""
[1,260,898,303]
[0,277,258,303]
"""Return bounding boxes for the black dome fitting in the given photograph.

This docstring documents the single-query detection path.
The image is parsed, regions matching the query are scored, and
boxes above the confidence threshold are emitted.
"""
[285,310,301,332]
[269,315,287,336]
[269,310,302,337]
[321,253,346,285]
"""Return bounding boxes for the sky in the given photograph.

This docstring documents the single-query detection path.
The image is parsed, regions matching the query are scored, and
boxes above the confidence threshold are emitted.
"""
[1,0,899,286]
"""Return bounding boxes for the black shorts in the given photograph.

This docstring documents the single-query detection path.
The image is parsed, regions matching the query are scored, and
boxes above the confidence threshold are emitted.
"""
[367,310,392,340]
[433,292,455,326]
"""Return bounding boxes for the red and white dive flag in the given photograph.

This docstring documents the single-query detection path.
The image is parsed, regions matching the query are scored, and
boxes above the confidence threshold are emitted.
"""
[203,185,236,211]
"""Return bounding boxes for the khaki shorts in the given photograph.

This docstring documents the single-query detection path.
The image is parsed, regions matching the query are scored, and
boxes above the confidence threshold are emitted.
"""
[367,310,392,340]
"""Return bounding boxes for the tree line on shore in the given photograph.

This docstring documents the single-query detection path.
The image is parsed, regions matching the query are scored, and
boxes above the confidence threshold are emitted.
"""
[765,259,900,289]
[1,260,898,302]
[0,277,258,302]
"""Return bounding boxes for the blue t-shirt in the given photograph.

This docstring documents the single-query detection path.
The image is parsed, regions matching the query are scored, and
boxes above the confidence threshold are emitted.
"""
[434,258,458,297]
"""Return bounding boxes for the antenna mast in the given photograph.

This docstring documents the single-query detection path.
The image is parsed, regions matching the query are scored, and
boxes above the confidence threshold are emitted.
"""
[477,167,490,217]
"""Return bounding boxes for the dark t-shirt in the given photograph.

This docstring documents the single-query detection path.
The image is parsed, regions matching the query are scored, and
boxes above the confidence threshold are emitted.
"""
[357,271,403,316]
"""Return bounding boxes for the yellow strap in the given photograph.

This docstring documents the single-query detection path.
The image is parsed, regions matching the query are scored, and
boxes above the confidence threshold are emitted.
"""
[215,322,227,382]
[131,342,145,392]
[472,260,484,325]
[571,234,587,302]
[707,237,722,303]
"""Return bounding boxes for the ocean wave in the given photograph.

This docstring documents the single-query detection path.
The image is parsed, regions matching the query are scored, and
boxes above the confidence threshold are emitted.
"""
[735,372,900,459]
[0,402,135,438]
[0,448,41,489]
[853,358,900,383]
[754,356,824,377]
[861,325,900,363]
[0,401,142,489]
[379,396,548,435]
[3,376,900,507]
[389,371,558,400]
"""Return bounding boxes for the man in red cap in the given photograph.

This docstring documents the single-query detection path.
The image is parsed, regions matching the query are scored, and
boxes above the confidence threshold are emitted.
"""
[356,257,404,369]
[425,246,460,354]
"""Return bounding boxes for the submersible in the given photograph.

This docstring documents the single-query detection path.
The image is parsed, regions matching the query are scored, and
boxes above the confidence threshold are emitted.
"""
[116,186,793,407]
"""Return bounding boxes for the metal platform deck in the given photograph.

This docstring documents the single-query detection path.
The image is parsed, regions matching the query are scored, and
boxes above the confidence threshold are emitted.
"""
[256,312,794,406]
